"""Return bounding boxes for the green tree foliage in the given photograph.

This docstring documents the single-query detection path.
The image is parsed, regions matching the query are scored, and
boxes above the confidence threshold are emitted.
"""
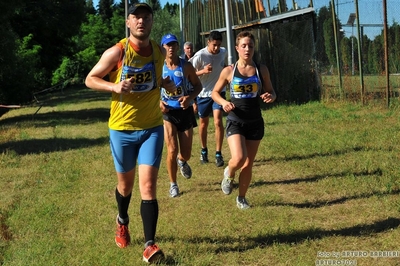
[52,57,80,86]
[388,23,400,73]
[340,37,351,74]
[60,11,124,83]
[10,0,85,88]
[0,0,20,105]
[98,0,115,21]
[16,34,43,88]
[109,8,129,41]
[2,0,400,108]
[369,36,384,74]
[0,0,43,106]
[54,1,178,83]
[150,8,180,45]
[146,0,162,12]
[360,35,371,74]
[317,6,400,75]
[164,2,179,16]
[323,17,336,68]
[315,6,330,69]
[116,0,140,17]
[86,0,97,15]
[0,33,41,106]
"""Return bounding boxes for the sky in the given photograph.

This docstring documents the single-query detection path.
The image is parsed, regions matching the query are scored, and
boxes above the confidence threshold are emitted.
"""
[310,0,397,38]
[93,0,179,7]
[95,0,397,38]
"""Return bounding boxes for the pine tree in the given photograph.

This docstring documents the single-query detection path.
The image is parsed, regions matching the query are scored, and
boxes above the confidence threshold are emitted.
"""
[98,0,114,21]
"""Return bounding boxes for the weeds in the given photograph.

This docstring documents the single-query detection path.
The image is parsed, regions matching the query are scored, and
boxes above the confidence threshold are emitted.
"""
[1,86,399,265]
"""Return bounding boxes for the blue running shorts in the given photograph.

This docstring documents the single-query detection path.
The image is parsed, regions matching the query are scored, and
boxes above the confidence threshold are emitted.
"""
[197,92,226,118]
[109,125,164,173]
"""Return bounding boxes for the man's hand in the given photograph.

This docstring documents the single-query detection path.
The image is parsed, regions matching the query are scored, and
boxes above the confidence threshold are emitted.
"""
[203,63,213,74]
[160,100,169,114]
[162,76,177,93]
[178,96,191,110]
[193,102,198,114]
[112,76,135,94]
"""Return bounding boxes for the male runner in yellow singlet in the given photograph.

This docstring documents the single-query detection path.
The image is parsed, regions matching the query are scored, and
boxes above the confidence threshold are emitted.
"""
[85,3,176,264]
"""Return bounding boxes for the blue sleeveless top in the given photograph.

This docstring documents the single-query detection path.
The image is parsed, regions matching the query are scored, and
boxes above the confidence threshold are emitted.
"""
[161,58,193,109]
[228,62,263,122]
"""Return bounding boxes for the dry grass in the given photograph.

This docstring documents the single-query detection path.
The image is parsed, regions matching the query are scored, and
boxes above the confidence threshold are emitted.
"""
[1,86,400,265]
[321,74,400,103]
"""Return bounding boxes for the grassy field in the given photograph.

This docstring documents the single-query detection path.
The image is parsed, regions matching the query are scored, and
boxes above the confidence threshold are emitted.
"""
[1,86,400,265]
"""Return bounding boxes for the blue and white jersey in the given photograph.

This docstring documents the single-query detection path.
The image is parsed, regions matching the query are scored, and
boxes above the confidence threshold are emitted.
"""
[161,59,193,109]
[228,62,263,122]
[230,74,260,99]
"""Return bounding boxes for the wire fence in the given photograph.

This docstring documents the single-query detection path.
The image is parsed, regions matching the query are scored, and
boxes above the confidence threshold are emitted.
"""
[182,0,400,105]
[183,0,319,104]
[320,0,400,105]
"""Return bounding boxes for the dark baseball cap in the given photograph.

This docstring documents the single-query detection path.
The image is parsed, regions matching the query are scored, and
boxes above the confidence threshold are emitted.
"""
[128,3,153,15]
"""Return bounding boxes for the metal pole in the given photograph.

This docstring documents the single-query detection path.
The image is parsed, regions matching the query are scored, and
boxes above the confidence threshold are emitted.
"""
[224,0,235,65]
[331,0,343,98]
[179,0,184,45]
[125,0,129,39]
[351,25,354,76]
[354,0,365,104]
[383,0,389,107]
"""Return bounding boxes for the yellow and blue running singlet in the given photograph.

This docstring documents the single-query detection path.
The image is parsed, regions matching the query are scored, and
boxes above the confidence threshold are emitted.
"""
[108,38,164,131]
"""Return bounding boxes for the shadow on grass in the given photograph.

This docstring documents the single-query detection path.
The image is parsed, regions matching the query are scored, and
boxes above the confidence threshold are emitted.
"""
[0,137,109,155]
[253,168,383,186]
[192,169,388,201]
[0,197,21,258]
[0,108,109,127]
[252,168,396,208]
[266,188,400,208]
[35,88,111,107]
[32,85,111,108]
[252,146,389,165]
[0,212,12,242]
[169,217,400,253]
[220,217,400,252]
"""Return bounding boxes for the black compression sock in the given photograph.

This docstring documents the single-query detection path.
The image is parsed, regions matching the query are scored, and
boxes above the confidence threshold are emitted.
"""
[115,188,131,224]
[140,199,159,244]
